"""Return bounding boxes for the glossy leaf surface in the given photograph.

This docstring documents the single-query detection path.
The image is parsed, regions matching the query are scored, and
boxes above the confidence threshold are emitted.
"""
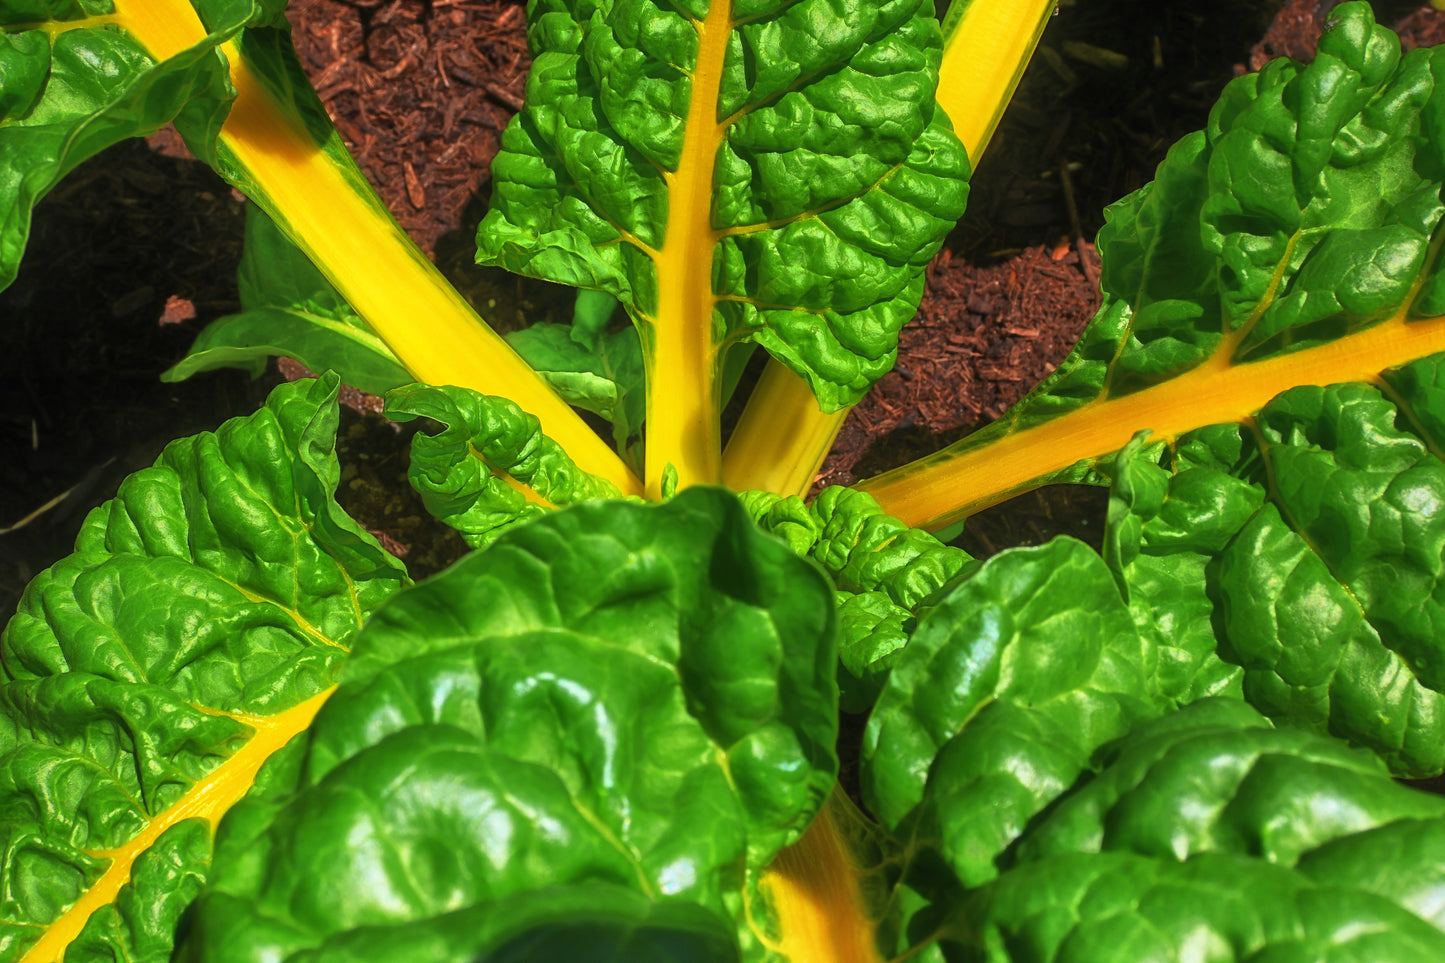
[179,489,839,961]
[942,701,1445,961]
[1105,355,1445,777]
[0,375,407,962]
[861,537,1225,887]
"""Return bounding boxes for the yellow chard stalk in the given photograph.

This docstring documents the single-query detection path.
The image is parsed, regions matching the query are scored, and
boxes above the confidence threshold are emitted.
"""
[107,0,643,497]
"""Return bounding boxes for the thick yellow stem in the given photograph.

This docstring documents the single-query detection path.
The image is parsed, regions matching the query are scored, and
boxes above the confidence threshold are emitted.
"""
[109,0,642,496]
[860,308,1445,530]
[761,793,881,963]
[643,1,734,497]
[936,0,1057,161]
[722,365,845,497]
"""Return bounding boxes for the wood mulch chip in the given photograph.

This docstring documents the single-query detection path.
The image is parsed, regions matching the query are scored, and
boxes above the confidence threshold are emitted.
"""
[286,0,532,259]
[817,242,1102,490]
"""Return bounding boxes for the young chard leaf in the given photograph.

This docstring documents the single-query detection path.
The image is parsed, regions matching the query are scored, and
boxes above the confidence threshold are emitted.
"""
[477,0,969,491]
[0,375,407,963]
[506,321,648,464]
[177,489,840,962]
[163,204,412,395]
[384,383,627,549]
[861,2,1445,529]
[742,487,973,711]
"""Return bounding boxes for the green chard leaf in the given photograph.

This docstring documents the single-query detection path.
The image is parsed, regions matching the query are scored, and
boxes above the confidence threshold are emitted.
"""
[478,0,969,488]
[859,1,1445,530]
[741,487,972,712]
[0,374,408,963]
[861,537,1240,889]
[163,203,412,395]
[1104,357,1445,777]
[0,0,282,293]
[506,320,647,463]
[177,489,839,962]
[940,701,1445,961]
[478,0,968,406]
[384,382,627,549]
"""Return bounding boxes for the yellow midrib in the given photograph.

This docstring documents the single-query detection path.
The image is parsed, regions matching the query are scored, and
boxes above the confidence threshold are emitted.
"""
[760,800,880,963]
[936,0,1056,161]
[860,308,1445,529]
[105,0,642,498]
[643,1,733,497]
[20,689,334,963]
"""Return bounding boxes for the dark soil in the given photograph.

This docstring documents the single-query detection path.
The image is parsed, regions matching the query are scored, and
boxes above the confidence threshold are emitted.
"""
[4,0,1444,622]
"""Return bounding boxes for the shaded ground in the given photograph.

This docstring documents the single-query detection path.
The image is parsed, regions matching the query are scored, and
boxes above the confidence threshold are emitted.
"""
[4,0,1443,620]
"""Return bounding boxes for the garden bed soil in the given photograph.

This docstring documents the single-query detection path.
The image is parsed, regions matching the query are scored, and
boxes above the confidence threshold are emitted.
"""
[3,0,1443,622]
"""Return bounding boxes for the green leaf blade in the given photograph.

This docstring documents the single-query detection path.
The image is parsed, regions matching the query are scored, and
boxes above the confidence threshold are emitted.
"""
[0,375,407,963]
[477,0,968,412]
[384,383,627,549]
[0,2,280,293]
[164,204,411,395]
[1104,360,1445,777]
[941,702,1445,962]
[181,490,839,961]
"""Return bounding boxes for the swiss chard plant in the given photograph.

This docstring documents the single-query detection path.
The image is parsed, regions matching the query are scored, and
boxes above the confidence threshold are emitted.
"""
[6,0,1445,960]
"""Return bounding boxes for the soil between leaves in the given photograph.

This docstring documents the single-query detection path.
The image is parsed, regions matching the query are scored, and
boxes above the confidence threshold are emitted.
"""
[3,0,1442,623]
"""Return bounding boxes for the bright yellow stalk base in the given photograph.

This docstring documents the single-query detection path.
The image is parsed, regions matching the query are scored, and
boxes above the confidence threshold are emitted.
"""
[760,793,881,963]
[642,1,734,497]
[860,307,1445,531]
[110,0,642,497]
[21,690,334,963]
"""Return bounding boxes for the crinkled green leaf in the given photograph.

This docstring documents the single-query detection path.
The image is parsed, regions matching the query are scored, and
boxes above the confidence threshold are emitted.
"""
[0,374,408,963]
[163,204,410,395]
[384,382,625,548]
[934,701,1445,961]
[1012,698,1445,867]
[179,489,838,962]
[861,537,1203,887]
[744,487,972,610]
[955,851,1445,962]
[742,487,971,712]
[0,1,282,293]
[476,0,969,409]
[833,590,910,714]
[1104,355,1445,777]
